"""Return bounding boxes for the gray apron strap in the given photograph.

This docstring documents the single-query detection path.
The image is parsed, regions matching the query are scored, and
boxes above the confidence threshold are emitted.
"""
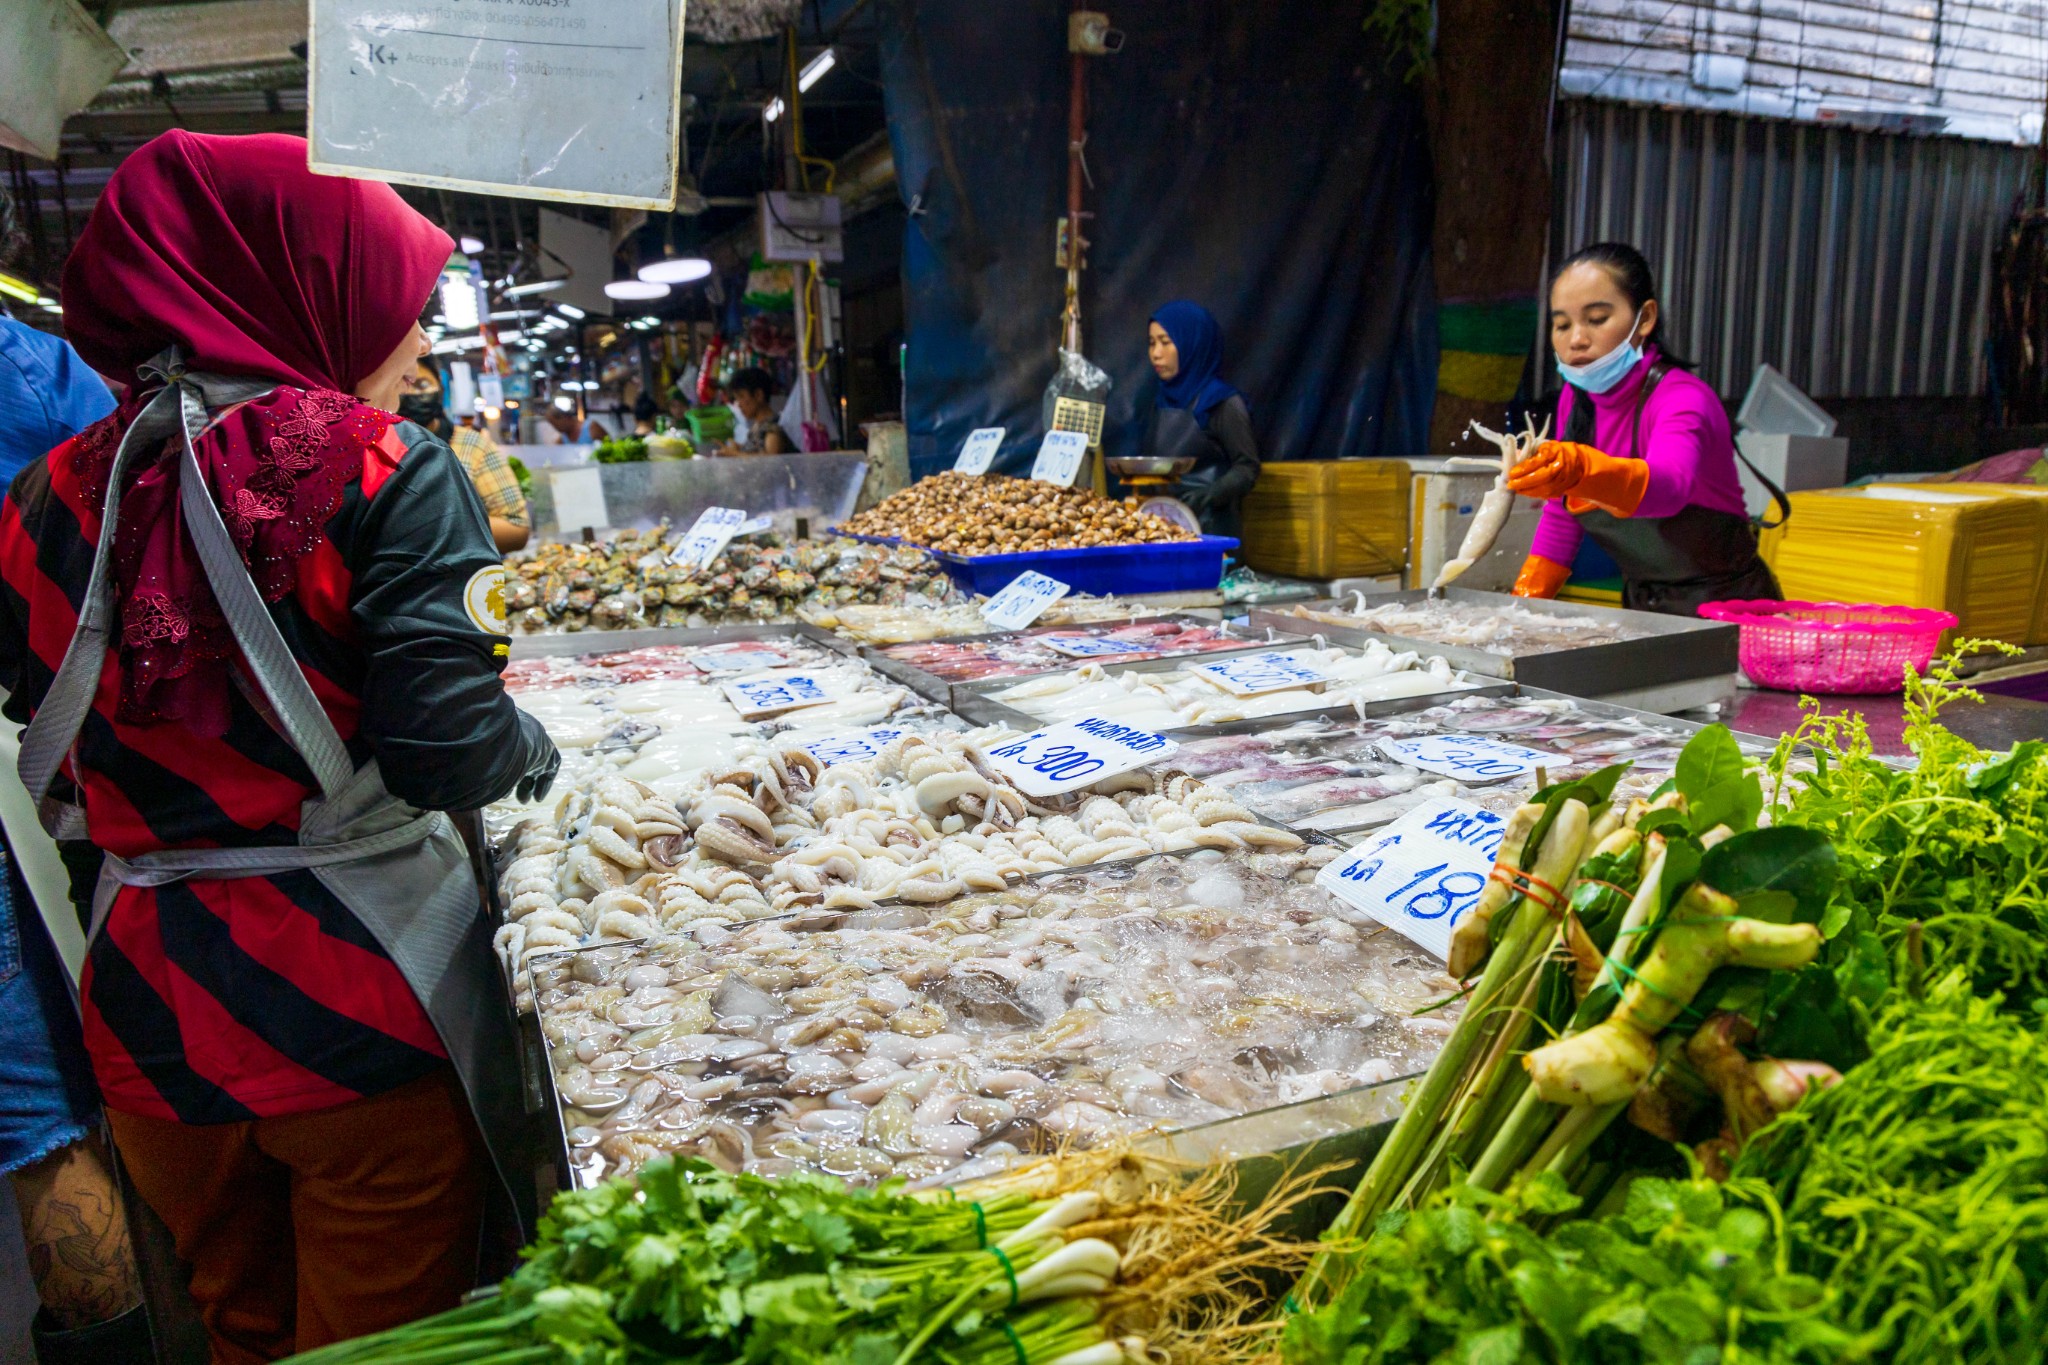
[16,350,281,833]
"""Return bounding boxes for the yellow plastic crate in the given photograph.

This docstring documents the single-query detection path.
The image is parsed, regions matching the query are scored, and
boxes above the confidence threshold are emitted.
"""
[1880,484,2048,645]
[1760,486,2047,646]
[1238,459,1408,579]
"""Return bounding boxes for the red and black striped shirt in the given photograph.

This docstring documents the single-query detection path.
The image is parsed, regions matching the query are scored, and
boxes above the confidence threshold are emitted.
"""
[1,397,534,1124]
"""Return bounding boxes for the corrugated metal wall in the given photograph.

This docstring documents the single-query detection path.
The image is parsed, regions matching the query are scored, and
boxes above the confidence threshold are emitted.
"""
[1552,99,2034,399]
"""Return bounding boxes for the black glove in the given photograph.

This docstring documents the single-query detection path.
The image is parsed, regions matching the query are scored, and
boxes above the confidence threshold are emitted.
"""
[1176,484,1213,516]
[514,713,562,804]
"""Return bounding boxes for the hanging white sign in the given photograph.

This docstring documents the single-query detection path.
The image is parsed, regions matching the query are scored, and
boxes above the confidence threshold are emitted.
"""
[308,0,686,209]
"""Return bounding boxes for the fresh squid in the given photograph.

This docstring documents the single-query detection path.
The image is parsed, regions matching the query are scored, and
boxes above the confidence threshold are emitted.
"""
[1430,416,1552,591]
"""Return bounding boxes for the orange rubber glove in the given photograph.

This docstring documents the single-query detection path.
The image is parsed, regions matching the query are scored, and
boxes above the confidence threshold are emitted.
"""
[1511,554,1571,600]
[1505,441,1650,517]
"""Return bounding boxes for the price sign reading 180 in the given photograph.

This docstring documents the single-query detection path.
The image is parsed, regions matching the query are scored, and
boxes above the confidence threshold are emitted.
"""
[984,716,1178,798]
[1315,797,1507,961]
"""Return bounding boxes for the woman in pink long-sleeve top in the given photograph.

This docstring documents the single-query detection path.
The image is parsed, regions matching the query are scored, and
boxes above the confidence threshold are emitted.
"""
[1505,243,1783,616]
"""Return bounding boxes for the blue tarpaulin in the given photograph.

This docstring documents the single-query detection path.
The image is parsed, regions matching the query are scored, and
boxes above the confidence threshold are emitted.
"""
[878,0,1438,478]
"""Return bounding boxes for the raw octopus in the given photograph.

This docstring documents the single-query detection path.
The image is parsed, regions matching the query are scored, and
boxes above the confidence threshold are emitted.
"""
[532,847,1462,1190]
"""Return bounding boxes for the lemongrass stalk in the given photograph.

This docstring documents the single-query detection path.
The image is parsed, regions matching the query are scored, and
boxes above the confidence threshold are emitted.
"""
[1536,1099,1630,1178]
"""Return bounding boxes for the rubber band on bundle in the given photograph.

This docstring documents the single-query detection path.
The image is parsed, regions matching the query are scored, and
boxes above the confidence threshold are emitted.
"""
[987,1245,1021,1309]
[999,1319,1030,1365]
[1489,865,1564,916]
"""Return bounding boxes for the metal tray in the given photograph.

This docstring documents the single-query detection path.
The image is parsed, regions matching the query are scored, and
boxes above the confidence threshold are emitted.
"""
[1252,588,1739,700]
[507,620,862,661]
[853,614,1315,705]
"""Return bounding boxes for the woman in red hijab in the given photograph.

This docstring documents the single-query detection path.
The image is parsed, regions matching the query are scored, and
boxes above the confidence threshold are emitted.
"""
[0,130,558,1362]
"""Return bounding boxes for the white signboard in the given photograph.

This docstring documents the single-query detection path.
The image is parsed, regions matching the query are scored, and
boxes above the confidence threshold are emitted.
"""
[669,507,748,568]
[984,718,1178,798]
[1190,652,1333,696]
[954,428,1004,476]
[1380,734,1554,784]
[1030,430,1090,486]
[691,649,789,675]
[981,571,1071,632]
[309,0,686,209]
[1315,797,1507,961]
[801,727,911,768]
[723,674,832,720]
[549,466,609,533]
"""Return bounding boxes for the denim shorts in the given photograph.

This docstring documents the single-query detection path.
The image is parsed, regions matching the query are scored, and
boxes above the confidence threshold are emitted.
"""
[0,835,101,1172]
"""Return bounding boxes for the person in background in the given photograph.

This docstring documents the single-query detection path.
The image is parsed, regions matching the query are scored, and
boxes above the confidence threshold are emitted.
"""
[0,129,559,1364]
[666,388,693,431]
[632,393,659,435]
[1508,242,1781,615]
[716,367,791,455]
[448,412,531,553]
[395,362,453,442]
[1142,301,1260,537]
[0,181,152,1365]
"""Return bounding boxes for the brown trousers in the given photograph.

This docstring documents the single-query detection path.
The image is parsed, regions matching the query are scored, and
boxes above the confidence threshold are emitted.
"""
[107,1067,487,1365]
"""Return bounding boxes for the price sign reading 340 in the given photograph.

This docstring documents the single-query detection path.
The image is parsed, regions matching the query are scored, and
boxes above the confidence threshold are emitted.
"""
[1315,797,1508,961]
[1379,734,1555,784]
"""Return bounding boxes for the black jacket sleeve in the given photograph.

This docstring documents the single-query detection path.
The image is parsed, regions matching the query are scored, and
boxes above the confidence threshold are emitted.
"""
[1203,397,1262,506]
[341,430,554,811]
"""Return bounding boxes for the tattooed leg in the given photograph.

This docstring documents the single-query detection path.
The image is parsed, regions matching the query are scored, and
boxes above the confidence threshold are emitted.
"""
[10,1134,142,1330]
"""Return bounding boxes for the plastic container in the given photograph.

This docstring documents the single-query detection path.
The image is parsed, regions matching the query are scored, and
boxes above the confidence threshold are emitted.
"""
[1238,459,1407,578]
[933,536,1240,597]
[1736,363,1838,437]
[1698,600,1957,694]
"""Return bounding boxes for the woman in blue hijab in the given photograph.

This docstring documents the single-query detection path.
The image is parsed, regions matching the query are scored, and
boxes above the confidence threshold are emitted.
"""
[1144,300,1260,536]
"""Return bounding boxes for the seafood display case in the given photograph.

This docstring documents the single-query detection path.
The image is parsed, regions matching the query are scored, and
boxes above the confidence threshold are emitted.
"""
[525,848,1456,1192]
[525,452,870,541]
[1253,588,1740,713]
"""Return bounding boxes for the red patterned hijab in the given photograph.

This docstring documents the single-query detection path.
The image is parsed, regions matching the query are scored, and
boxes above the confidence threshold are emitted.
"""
[59,132,452,734]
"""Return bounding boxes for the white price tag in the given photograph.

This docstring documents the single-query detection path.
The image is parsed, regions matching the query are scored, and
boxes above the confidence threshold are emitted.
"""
[550,467,610,533]
[1043,635,1148,659]
[1315,797,1507,961]
[669,507,749,568]
[722,673,832,719]
[954,428,1005,476]
[1030,430,1090,485]
[801,726,910,767]
[981,571,1072,632]
[1380,734,1555,784]
[1190,651,1333,696]
[735,515,774,536]
[692,648,791,675]
[984,718,1179,798]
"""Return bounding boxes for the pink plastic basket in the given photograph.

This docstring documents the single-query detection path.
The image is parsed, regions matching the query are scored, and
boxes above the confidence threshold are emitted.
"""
[1697,600,1957,694]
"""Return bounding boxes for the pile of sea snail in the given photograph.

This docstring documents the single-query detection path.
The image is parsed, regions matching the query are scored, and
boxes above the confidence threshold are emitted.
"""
[495,729,1299,1006]
[838,471,1195,554]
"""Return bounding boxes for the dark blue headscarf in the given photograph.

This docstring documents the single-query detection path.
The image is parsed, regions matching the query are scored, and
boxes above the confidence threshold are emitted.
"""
[1151,300,1242,429]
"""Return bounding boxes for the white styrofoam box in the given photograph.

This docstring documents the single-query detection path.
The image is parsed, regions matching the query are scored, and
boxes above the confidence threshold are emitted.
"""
[1734,432,1850,521]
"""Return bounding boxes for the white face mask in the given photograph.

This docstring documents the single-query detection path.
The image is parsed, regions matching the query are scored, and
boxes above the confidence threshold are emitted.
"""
[1556,307,1646,394]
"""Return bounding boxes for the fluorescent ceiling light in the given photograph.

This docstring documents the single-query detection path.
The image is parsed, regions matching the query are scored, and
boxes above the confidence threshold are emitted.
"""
[459,236,485,254]
[559,380,587,391]
[438,276,480,330]
[488,309,537,322]
[798,48,835,92]
[604,279,670,300]
[503,278,566,297]
[763,96,785,123]
[554,395,576,411]
[639,257,713,284]
[556,303,586,319]
[430,335,487,355]
[497,329,525,343]
[0,272,41,305]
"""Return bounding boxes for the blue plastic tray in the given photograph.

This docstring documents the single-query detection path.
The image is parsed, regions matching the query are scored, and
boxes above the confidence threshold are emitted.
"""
[933,536,1239,597]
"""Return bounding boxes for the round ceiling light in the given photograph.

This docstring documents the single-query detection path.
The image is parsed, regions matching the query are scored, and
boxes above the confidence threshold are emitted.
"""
[459,235,485,254]
[603,279,671,301]
[638,256,713,285]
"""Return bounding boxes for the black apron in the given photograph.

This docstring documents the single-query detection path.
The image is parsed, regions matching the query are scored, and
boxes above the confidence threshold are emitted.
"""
[1564,363,1787,616]
[1146,406,1241,538]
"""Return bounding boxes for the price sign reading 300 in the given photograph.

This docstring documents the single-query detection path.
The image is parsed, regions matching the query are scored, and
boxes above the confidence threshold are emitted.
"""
[1315,797,1508,961]
[984,717,1179,798]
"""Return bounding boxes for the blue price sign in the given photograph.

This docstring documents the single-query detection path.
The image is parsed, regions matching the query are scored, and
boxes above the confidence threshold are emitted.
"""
[1380,734,1554,784]
[722,673,831,718]
[801,726,909,767]
[1314,797,1506,961]
[984,716,1179,798]
[1190,651,1333,696]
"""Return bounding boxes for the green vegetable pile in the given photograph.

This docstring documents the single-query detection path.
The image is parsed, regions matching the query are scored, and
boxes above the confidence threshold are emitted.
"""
[594,436,648,464]
[1281,1172,1855,1364]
